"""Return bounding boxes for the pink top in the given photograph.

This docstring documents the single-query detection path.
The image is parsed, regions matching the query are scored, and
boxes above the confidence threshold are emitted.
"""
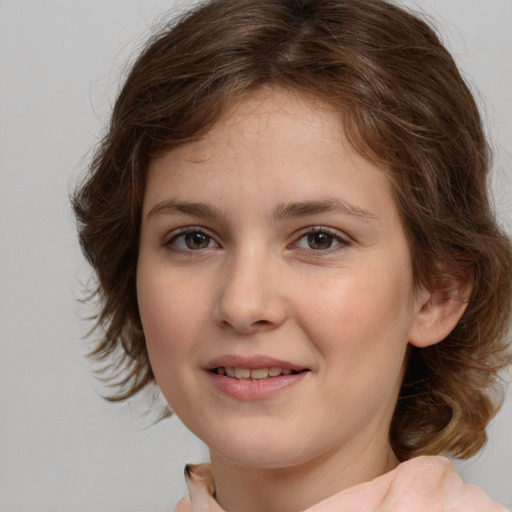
[172,458,509,512]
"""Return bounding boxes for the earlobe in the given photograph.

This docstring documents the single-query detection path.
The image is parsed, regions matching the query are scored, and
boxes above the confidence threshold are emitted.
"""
[409,277,472,348]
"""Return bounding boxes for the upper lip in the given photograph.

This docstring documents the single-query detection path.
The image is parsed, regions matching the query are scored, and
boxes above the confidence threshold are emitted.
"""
[204,354,308,372]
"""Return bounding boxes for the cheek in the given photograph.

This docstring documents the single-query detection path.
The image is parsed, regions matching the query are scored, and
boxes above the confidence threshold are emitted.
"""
[137,268,197,371]
[298,267,415,368]
[137,275,171,347]
[137,271,203,414]
[138,255,209,331]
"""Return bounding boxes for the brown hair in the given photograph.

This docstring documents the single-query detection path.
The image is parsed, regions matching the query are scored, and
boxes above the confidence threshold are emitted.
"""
[73,0,512,460]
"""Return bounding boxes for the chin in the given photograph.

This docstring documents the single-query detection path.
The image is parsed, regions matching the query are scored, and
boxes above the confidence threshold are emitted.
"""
[209,431,318,470]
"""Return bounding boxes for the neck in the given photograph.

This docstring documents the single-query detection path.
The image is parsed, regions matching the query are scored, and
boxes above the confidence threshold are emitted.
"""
[210,433,399,512]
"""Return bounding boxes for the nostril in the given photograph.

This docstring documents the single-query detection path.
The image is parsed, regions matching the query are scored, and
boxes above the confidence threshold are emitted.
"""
[218,318,275,334]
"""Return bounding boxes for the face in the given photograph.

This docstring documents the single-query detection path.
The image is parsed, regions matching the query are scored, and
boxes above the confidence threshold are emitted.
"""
[137,89,426,470]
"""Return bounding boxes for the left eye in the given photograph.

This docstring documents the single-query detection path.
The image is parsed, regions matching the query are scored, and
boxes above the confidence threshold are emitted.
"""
[295,229,347,251]
[166,230,218,250]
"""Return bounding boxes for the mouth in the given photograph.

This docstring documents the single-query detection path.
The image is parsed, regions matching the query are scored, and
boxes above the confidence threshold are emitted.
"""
[211,367,307,380]
[205,356,310,399]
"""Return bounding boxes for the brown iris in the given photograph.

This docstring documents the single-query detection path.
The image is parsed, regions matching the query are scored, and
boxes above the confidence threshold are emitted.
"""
[185,232,211,249]
[307,232,334,250]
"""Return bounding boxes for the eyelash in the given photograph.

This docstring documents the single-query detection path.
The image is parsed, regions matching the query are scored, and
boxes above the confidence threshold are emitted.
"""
[292,226,350,253]
[164,227,220,252]
[163,226,350,253]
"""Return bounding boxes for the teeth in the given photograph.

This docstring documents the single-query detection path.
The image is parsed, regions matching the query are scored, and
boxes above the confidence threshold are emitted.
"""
[217,367,298,380]
[251,368,269,380]
[234,368,251,379]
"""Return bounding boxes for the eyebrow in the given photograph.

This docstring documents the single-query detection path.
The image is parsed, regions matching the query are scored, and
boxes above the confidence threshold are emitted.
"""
[147,200,222,219]
[147,198,377,223]
[273,199,377,221]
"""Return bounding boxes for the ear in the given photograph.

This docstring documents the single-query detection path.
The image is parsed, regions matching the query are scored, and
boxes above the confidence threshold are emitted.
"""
[409,275,472,348]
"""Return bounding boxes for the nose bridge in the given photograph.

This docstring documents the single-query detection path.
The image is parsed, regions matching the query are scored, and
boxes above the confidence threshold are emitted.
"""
[214,242,285,333]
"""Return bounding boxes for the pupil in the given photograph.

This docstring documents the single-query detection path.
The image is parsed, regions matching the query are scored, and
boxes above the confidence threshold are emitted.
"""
[308,232,332,250]
[185,232,209,249]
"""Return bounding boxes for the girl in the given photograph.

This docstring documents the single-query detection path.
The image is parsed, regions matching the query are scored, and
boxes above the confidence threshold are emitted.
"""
[73,0,512,510]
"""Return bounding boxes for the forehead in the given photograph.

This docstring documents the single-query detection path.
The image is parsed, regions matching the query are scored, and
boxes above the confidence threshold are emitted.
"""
[148,88,387,182]
[144,88,397,224]
[172,89,347,164]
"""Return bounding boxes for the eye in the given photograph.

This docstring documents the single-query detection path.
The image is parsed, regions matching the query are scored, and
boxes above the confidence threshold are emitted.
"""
[294,228,349,251]
[165,229,219,251]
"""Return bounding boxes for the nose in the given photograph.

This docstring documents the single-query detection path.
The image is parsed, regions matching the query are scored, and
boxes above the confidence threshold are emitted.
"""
[213,250,287,334]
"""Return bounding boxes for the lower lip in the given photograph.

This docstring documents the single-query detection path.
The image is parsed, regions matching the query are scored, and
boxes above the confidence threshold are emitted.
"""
[206,371,308,400]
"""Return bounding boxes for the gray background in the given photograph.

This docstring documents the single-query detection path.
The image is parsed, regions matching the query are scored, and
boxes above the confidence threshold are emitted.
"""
[0,1,511,510]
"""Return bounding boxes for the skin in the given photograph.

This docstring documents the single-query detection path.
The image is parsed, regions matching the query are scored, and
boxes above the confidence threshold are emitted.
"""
[137,89,469,512]
[174,457,508,511]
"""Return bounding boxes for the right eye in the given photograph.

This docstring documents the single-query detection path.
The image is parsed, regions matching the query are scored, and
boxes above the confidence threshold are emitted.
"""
[165,229,219,251]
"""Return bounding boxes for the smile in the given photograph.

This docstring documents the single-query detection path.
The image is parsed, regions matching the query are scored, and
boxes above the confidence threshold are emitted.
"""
[212,367,301,380]
[206,357,310,400]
